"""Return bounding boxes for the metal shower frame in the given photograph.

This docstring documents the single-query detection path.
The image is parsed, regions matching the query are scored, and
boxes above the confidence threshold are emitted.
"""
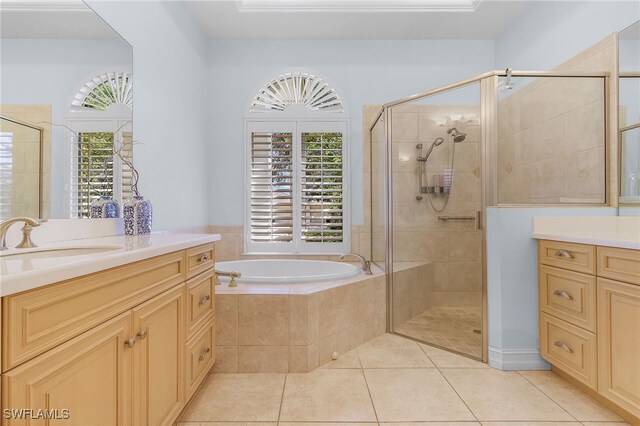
[369,69,611,363]
[0,115,45,219]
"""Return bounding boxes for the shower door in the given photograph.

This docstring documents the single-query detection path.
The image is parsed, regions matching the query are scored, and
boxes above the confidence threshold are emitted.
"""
[386,81,485,360]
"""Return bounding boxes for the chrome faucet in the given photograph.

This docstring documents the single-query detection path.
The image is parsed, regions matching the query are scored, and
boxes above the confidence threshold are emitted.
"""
[0,217,47,250]
[339,253,372,275]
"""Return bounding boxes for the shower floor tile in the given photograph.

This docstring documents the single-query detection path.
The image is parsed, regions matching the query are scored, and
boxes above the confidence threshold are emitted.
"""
[394,306,482,359]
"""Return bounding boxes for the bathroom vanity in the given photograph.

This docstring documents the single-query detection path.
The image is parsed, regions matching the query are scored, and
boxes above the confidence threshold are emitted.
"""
[533,217,640,425]
[0,233,219,425]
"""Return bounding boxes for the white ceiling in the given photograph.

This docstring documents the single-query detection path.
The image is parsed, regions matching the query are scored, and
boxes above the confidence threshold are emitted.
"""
[0,0,530,40]
[185,0,530,40]
[0,0,122,39]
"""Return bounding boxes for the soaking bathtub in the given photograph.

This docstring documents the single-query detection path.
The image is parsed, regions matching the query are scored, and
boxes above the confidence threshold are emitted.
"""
[215,259,360,284]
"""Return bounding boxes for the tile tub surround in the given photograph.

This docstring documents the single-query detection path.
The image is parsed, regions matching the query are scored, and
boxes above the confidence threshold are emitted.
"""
[178,333,626,424]
[213,270,387,373]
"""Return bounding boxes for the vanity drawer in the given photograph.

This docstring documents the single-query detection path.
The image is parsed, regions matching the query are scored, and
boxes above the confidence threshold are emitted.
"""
[186,243,215,279]
[186,269,215,338]
[185,317,215,400]
[539,266,596,332]
[539,240,596,275]
[2,250,185,372]
[540,312,598,390]
[597,246,640,286]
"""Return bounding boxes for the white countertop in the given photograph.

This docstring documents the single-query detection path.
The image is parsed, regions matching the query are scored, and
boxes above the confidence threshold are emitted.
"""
[532,216,640,249]
[0,233,220,297]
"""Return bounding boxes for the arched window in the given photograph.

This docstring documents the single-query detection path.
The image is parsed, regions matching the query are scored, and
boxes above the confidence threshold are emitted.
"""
[71,71,133,111]
[66,71,133,218]
[249,72,344,113]
[245,71,349,255]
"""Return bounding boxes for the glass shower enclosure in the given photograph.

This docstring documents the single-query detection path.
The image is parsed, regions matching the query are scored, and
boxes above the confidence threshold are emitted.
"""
[370,70,609,361]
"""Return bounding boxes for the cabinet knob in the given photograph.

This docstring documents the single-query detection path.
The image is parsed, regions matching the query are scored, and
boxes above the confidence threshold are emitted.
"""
[199,294,211,305]
[199,347,211,361]
[198,253,209,263]
[553,341,573,353]
[553,289,573,300]
[554,250,573,259]
[137,328,148,340]
[125,336,136,348]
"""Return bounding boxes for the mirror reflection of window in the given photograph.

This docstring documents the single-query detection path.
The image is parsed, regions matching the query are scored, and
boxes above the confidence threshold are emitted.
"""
[0,0,132,219]
[66,72,133,218]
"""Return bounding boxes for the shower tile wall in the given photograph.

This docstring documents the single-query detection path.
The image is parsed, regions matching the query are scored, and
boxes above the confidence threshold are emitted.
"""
[497,33,618,204]
[390,104,482,312]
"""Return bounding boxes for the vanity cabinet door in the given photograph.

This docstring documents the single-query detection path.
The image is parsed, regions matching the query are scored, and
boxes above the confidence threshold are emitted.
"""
[131,284,186,426]
[1,313,132,426]
[597,277,640,419]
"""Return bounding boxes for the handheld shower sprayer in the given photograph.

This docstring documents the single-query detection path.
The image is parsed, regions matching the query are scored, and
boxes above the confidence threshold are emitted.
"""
[419,137,445,162]
[415,126,467,210]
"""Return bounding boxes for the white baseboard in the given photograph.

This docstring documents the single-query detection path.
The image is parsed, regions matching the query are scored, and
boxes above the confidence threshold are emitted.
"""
[488,346,551,371]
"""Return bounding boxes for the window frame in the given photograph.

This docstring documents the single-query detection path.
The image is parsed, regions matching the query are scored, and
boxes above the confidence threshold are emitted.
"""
[244,118,350,255]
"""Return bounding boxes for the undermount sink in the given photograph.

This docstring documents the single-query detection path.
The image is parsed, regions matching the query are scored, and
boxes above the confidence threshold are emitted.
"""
[0,244,123,260]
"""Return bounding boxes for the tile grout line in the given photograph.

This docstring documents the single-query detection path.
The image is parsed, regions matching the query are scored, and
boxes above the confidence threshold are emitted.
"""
[358,348,382,425]
[516,370,580,422]
[417,341,482,424]
[276,373,288,424]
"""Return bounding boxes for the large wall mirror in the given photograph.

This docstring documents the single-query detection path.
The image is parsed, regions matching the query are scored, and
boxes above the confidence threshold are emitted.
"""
[619,20,639,206]
[0,0,133,220]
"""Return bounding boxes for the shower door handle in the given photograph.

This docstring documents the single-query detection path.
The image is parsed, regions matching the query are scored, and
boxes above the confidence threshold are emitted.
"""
[475,210,482,231]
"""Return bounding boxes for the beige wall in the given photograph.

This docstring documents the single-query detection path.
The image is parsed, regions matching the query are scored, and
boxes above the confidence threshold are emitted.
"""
[497,33,617,204]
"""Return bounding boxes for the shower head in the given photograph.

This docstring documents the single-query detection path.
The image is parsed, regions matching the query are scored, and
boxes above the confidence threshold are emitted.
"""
[423,137,445,161]
[447,127,467,143]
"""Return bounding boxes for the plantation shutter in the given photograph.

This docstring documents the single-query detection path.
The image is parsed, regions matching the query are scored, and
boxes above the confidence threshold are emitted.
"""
[300,132,344,243]
[70,132,115,218]
[67,122,132,219]
[120,132,134,201]
[250,131,294,242]
[246,121,348,254]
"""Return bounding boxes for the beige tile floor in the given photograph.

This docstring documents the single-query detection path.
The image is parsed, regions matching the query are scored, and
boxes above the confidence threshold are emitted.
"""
[395,306,483,359]
[178,333,629,426]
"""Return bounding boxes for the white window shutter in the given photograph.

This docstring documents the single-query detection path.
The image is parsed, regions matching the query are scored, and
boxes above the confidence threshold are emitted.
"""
[250,131,294,243]
[300,132,344,243]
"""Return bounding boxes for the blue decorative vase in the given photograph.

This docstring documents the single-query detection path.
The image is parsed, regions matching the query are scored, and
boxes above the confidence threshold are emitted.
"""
[89,196,120,218]
[123,196,153,235]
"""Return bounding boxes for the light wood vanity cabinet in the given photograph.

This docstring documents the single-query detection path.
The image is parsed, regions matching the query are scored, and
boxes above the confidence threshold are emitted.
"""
[0,243,216,426]
[538,240,640,425]
[3,313,133,425]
